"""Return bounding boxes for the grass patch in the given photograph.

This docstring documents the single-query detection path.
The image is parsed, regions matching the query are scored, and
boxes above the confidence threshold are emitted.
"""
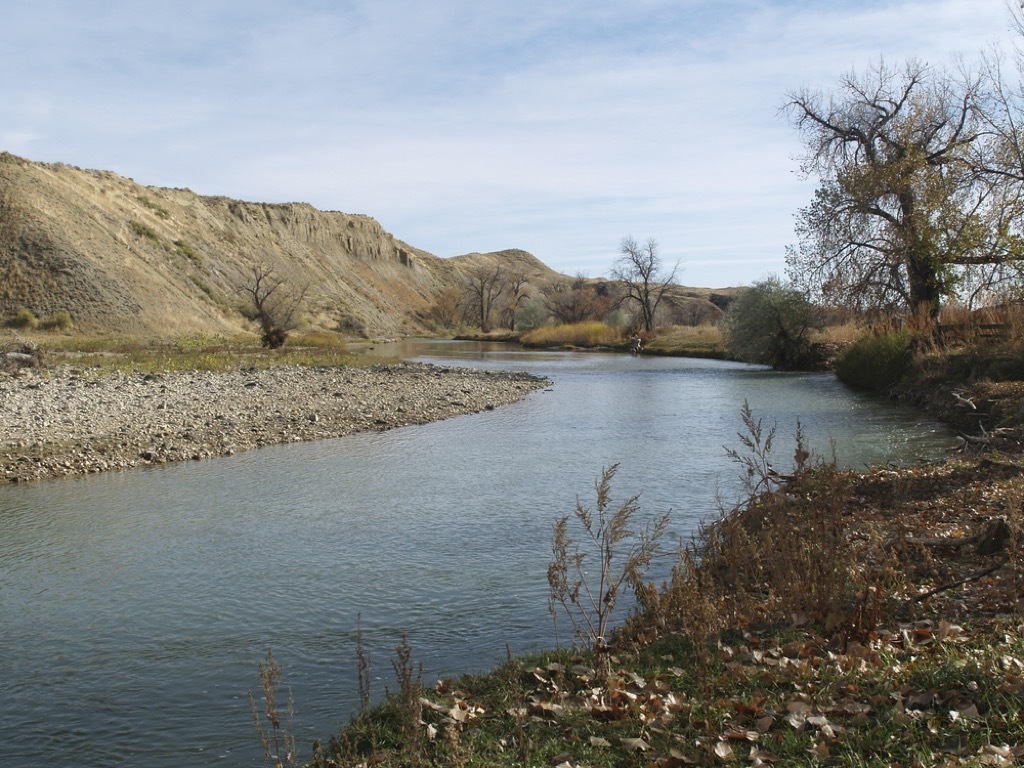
[39,310,73,331]
[520,323,730,358]
[136,195,171,219]
[6,307,38,329]
[31,333,354,374]
[521,321,623,348]
[174,239,202,262]
[189,274,216,299]
[129,220,159,241]
[643,324,727,358]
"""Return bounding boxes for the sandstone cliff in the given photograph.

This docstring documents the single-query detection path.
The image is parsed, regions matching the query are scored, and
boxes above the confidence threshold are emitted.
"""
[0,152,558,338]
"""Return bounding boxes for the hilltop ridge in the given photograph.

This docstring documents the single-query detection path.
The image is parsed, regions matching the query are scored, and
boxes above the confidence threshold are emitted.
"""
[0,151,560,338]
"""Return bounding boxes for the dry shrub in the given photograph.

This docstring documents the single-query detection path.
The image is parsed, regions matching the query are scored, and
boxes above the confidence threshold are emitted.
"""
[548,464,670,652]
[248,649,297,768]
[636,406,903,649]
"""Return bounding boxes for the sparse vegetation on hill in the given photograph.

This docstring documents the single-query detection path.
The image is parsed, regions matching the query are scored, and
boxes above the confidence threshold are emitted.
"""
[0,152,574,340]
[1,152,742,346]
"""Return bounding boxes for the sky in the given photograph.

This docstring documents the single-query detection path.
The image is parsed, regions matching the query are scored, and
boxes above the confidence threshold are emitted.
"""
[0,1,1017,287]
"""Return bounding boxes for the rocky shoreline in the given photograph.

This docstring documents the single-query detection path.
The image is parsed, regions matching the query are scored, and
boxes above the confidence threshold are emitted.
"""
[0,363,550,483]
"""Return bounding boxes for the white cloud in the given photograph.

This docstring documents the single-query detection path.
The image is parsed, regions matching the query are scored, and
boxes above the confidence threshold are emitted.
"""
[0,0,1014,285]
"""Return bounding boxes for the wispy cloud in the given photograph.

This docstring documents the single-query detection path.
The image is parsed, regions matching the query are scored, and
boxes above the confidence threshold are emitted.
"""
[0,0,1013,285]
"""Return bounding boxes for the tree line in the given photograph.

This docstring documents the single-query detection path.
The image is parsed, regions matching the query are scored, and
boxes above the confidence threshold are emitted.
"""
[429,237,685,336]
[241,6,1024,358]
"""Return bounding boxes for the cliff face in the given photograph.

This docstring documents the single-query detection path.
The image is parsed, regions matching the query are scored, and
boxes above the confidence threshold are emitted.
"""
[0,152,555,338]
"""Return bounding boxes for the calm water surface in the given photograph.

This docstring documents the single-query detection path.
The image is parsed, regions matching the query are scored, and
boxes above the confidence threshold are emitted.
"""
[0,342,955,767]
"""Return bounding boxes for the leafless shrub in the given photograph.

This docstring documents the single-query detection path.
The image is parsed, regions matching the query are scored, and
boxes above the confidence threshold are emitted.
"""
[1,333,45,371]
[247,649,297,768]
[389,635,424,762]
[547,464,670,652]
[241,264,308,349]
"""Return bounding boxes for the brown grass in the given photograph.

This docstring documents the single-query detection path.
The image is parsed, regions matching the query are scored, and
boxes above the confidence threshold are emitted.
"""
[521,321,623,348]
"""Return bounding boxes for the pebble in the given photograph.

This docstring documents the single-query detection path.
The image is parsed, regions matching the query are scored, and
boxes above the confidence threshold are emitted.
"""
[0,363,550,483]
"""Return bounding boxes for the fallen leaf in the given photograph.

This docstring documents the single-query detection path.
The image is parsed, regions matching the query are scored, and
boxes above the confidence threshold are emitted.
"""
[713,740,735,759]
[621,737,651,752]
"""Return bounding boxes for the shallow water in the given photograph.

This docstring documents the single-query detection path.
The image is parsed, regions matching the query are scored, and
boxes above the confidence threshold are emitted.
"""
[0,342,955,766]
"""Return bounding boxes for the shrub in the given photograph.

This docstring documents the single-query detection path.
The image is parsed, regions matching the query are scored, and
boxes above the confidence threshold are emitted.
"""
[174,239,201,262]
[136,195,170,219]
[8,307,38,329]
[40,311,73,330]
[547,464,670,652]
[129,220,159,240]
[834,331,913,390]
[722,276,821,369]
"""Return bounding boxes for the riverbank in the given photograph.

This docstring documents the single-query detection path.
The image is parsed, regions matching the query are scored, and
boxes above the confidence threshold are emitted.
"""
[313,450,1023,768]
[0,363,550,483]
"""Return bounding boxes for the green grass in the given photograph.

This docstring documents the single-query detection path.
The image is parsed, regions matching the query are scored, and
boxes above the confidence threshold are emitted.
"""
[309,618,1024,767]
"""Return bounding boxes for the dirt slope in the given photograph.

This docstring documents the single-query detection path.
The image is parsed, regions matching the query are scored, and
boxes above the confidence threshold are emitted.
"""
[0,151,560,338]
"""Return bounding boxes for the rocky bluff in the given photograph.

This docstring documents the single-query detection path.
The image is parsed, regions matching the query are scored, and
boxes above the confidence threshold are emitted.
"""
[0,151,557,339]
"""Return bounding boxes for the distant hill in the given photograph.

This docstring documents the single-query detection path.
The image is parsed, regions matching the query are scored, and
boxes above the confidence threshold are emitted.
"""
[0,151,733,339]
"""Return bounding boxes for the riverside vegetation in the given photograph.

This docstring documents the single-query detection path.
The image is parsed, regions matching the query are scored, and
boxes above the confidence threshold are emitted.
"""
[240,316,1024,768]
[4,323,1021,766]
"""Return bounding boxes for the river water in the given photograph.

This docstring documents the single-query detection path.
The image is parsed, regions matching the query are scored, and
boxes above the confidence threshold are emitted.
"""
[0,341,955,767]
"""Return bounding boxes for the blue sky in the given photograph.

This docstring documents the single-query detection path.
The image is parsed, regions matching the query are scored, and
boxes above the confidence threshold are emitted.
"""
[0,1,1015,286]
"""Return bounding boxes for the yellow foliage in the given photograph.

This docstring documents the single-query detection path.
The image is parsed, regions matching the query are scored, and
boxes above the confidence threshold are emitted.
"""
[521,321,622,347]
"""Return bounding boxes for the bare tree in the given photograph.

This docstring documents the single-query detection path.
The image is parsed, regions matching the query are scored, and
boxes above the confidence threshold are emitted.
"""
[241,264,307,348]
[611,237,679,333]
[500,270,530,331]
[462,264,505,332]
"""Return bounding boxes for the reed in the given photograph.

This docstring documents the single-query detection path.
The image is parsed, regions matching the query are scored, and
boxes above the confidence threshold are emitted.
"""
[247,649,297,768]
[521,321,622,348]
[547,464,670,653]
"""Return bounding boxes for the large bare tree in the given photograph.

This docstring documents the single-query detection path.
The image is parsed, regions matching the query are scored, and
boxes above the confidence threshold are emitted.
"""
[611,236,679,333]
[462,264,505,333]
[500,270,530,331]
[784,58,1024,316]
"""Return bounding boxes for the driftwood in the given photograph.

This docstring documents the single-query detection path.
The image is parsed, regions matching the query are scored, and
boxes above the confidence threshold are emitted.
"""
[909,557,1009,605]
[954,426,1017,452]
[887,519,1011,556]
[1,351,41,370]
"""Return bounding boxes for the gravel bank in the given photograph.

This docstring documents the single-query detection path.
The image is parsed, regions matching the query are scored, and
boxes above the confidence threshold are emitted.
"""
[0,363,550,483]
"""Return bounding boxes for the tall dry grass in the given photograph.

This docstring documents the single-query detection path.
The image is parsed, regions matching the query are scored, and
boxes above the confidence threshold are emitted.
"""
[631,403,902,651]
[521,321,623,348]
[547,464,670,653]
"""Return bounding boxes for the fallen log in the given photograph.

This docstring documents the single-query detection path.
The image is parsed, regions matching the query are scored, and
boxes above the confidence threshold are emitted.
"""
[886,519,1011,556]
[1,351,39,368]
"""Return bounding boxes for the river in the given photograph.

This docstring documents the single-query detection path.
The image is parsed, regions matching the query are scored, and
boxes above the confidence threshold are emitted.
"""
[0,341,955,767]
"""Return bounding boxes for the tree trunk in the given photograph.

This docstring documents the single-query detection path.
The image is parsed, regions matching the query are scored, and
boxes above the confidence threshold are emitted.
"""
[905,255,942,319]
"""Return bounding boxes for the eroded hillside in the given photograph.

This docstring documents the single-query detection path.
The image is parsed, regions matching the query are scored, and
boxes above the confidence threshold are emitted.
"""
[0,152,559,338]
